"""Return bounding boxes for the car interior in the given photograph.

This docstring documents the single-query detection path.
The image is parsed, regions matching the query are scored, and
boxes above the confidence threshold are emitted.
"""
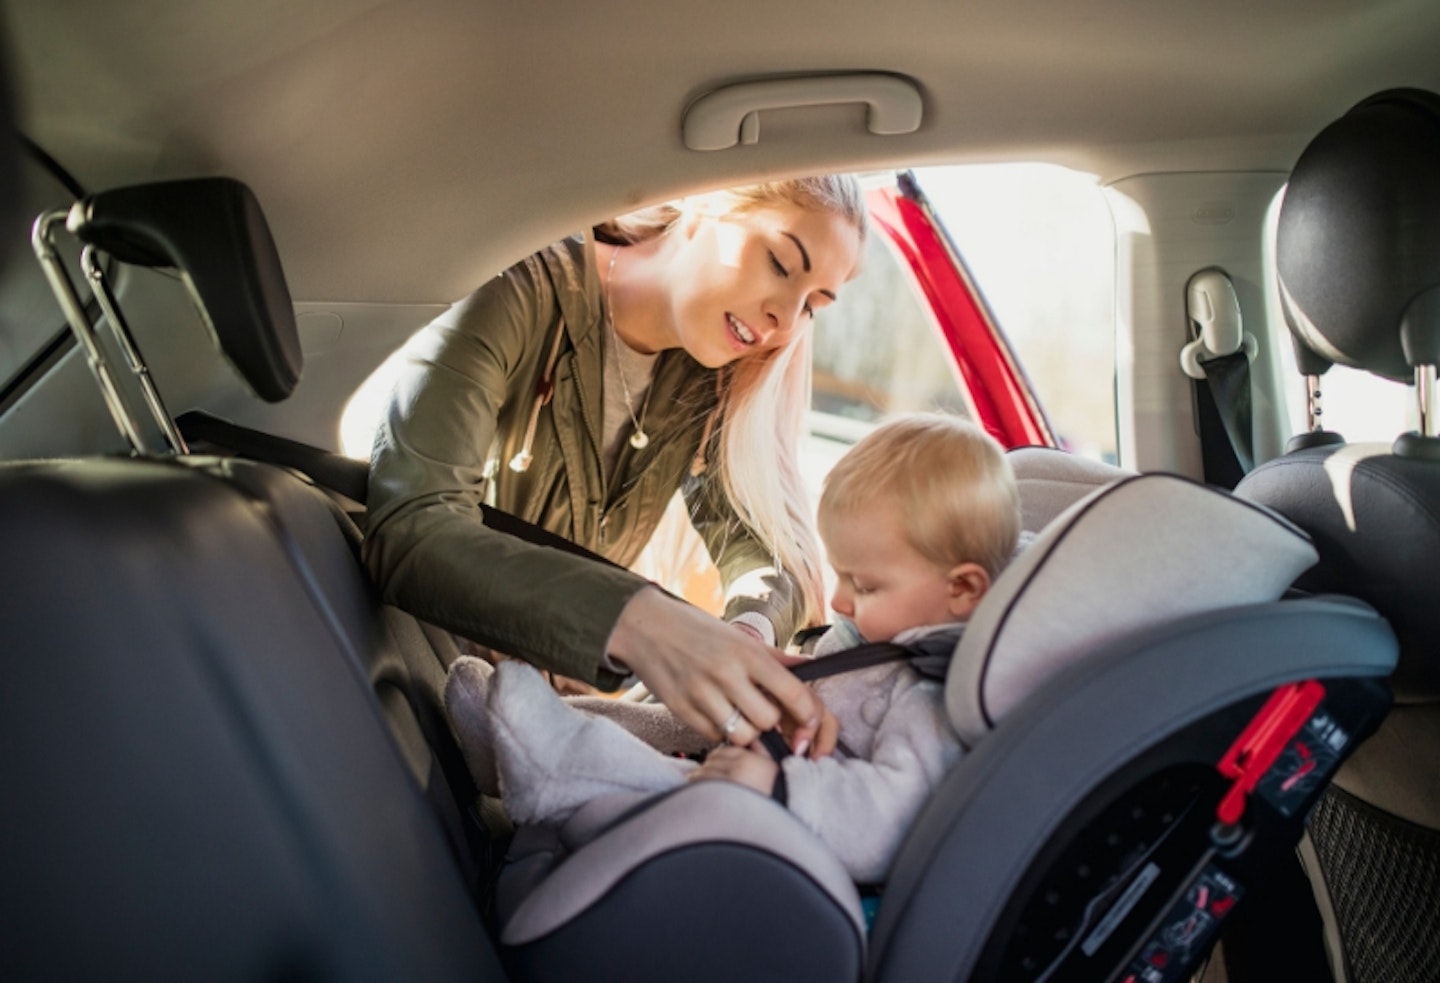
[2,3,1438,981]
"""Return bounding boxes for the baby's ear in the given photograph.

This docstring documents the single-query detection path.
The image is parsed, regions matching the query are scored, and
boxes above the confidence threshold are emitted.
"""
[946,562,991,620]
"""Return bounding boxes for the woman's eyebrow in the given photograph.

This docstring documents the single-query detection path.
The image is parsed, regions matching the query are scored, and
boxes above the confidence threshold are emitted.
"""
[782,230,837,300]
[781,232,811,271]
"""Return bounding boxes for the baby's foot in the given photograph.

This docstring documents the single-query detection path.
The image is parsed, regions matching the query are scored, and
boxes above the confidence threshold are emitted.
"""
[488,661,693,824]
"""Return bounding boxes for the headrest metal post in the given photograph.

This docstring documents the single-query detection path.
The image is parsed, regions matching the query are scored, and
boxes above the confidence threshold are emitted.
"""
[1417,364,1437,439]
[30,209,148,455]
[1304,374,1324,433]
[81,246,188,454]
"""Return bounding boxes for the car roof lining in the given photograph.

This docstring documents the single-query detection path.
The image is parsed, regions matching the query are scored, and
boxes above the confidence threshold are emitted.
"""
[5,0,1440,304]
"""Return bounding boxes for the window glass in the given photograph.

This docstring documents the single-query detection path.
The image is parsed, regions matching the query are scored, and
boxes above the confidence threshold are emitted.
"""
[644,166,1119,613]
[803,228,972,502]
[1275,348,1418,442]
[912,164,1118,463]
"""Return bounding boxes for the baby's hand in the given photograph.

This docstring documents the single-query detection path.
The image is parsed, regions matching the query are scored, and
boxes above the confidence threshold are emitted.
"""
[689,744,779,796]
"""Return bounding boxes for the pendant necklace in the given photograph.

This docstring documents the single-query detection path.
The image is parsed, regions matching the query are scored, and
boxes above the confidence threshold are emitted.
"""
[605,246,653,450]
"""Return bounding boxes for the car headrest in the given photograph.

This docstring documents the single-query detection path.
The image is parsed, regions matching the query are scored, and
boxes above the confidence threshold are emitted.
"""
[947,473,1319,746]
[65,177,302,402]
[1008,445,1134,533]
[1277,87,1440,383]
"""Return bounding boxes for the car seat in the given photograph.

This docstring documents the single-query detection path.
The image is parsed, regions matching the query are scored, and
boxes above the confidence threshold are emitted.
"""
[1234,87,1440,983]
[2,177,506,978]
[488,468,1396,983]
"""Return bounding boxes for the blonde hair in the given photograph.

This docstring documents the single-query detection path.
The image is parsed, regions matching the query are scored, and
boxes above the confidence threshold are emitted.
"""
[819,414,1021,579]
[598,176,867,627]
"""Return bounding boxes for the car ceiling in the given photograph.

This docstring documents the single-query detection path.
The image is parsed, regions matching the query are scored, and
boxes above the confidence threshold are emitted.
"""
[5,0,1440,307]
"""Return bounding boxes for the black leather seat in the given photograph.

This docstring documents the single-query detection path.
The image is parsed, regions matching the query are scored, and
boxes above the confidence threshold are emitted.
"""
[0,178,505,978]
[1235,87,1440,983]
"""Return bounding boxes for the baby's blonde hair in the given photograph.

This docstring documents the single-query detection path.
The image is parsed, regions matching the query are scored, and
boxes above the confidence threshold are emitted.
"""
[819,413,1021,579]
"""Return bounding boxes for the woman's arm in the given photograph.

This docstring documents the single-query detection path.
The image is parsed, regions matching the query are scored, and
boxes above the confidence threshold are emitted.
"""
[364,250,826,746]
[608,586,822,749]
[365,255,646,686]
[683,471,809,646]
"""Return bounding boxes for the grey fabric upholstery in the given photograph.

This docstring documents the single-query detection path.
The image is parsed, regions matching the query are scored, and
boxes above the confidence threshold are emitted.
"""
[1007,445,1133,532]
[874,597,1395,981]
[950,472,1318,745]
[502,782,865,945]
[492,461,1392,983]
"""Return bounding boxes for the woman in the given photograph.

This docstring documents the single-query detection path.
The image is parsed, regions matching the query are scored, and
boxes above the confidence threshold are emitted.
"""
[365,176,867,749]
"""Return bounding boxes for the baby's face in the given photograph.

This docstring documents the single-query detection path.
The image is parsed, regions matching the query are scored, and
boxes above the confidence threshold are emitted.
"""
[823,501,960,643]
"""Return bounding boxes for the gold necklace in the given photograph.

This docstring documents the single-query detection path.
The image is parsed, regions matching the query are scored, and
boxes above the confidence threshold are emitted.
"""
[605,246,652,450]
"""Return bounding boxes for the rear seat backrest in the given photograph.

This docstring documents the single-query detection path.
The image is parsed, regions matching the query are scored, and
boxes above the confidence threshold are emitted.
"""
[0,458,503,980]
[3,177,503,978]
[45,175,488,866]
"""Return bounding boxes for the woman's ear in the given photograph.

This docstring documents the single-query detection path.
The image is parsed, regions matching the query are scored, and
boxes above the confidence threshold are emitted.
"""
[945,562,991,620]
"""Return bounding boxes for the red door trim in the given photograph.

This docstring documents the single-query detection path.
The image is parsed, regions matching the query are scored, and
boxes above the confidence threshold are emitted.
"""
[867,179,1057,450]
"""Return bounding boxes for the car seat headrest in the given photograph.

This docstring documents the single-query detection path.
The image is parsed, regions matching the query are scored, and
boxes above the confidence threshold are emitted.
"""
[947,473,1319,746]
[66,176,302,402]
[1008,445,1135,533]
[1277,87,1440,383]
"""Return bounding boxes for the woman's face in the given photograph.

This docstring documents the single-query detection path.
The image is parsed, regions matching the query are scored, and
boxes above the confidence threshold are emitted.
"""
[663,201,863,368]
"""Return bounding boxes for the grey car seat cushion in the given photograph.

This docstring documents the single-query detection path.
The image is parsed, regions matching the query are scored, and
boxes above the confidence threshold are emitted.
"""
[500,781,864,945]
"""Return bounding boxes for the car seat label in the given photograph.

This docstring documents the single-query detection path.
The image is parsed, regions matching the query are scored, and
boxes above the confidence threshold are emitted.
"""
[1122,864,1242,983]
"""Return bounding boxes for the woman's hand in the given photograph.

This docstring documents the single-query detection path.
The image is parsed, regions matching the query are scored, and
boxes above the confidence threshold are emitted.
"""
[688,744,779,796]
[607,586,824,752]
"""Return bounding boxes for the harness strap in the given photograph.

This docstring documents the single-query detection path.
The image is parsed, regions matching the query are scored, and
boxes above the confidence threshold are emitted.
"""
[760,641,929,766]
[789,641,918,682]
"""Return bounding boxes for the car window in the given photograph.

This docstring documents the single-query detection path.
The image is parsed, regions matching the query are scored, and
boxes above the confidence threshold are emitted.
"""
[643,167,1118,612]
[913,163,1118,464]
[1275,347,1418,443]
[802,224,975,500]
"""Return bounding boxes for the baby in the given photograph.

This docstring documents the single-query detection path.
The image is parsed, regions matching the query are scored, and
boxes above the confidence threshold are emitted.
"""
[446,412,1020,883]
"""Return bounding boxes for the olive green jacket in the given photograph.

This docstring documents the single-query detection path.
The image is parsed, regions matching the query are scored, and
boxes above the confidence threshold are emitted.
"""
[364,234,805,687]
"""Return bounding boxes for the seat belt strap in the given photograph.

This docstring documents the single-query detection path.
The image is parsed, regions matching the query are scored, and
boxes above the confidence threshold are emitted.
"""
[177,410,620,568]
[788,641,917,682]
[760,641,925,765]
[1194,351,1254,488]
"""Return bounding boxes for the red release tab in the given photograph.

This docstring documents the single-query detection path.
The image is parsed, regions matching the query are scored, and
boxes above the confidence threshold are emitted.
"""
[1215,680,1326,825]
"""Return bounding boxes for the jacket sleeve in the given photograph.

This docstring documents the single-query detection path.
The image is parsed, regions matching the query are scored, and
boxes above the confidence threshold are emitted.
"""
[364,256,646,687]
[779,672,962,883]
[682,469,809,647]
